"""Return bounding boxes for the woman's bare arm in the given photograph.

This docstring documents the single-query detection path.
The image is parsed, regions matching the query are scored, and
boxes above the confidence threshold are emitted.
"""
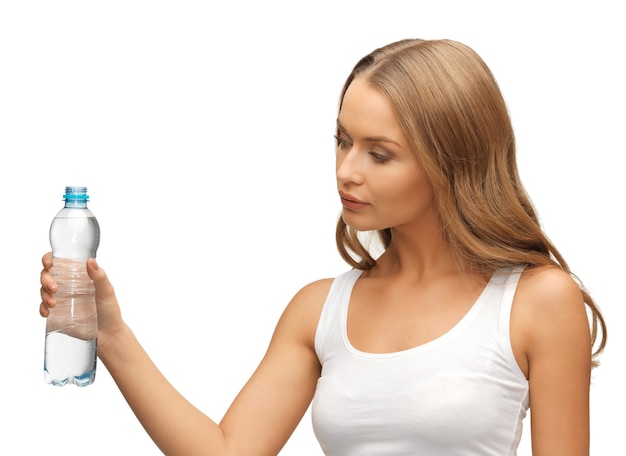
[41,254,331,455]
[512,266,592,456]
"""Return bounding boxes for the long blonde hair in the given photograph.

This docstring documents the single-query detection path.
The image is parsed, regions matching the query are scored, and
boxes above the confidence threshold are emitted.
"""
[335,39,606,361]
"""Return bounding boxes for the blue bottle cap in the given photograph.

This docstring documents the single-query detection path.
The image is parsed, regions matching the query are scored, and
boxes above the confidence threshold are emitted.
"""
[63,186,89,202]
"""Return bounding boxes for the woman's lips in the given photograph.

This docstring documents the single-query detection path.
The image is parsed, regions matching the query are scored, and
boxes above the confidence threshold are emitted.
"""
[339,192,369,210]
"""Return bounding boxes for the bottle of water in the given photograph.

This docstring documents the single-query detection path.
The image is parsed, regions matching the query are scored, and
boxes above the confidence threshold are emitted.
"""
[44,186,100,387]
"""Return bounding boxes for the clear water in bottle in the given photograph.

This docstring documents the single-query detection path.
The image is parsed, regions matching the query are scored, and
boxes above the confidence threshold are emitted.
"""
[44,257,98,386]
[44,187,100,387]
[44,334,97,387]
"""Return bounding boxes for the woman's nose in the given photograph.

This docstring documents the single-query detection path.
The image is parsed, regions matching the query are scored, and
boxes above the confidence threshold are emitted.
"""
[336,149,364,186]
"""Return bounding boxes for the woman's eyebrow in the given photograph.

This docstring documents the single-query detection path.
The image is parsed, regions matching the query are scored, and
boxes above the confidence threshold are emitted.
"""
[336,120,401,146]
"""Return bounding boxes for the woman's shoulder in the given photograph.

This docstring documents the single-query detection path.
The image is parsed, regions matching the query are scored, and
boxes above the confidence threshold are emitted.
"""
[297,277,337,296]
[271,277,337,350]
[290,269,359,308]
[517,264,583,304]
[279,277,336,325]
[511,265,590,373]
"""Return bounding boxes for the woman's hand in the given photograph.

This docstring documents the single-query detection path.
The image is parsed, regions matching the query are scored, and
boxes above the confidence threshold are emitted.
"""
[39,252,125,351]
[39,252,56,318]
[85,257,125,342]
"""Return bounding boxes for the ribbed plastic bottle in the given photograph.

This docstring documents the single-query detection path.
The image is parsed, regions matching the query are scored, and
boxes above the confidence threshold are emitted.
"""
[44,186,101,387]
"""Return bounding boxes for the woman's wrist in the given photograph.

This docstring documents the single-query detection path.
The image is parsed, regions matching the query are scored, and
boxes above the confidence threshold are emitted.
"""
[97,322,134,365]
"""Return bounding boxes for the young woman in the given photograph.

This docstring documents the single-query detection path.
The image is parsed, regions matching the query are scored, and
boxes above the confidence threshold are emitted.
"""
[40,38,606,455]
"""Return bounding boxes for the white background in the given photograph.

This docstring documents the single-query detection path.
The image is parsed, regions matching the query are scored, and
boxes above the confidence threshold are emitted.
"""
[0,1,623,454]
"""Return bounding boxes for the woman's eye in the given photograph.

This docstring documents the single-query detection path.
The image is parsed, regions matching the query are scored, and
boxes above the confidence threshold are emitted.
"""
[369,151,389,163]
[334,135,352,150]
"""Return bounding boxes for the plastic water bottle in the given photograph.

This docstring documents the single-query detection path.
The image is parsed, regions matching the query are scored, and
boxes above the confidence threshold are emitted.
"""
[44,186,100,387]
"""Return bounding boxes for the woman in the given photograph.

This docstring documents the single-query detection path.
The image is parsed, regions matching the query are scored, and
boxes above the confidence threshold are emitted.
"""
[40,38,606,455]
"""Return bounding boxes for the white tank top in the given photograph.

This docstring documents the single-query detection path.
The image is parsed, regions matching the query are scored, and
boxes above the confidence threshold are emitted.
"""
[312,267,529,456]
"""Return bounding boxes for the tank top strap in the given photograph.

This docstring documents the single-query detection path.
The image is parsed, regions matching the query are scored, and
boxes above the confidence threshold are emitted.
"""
[315,269,362,362]
[491,265,527,377]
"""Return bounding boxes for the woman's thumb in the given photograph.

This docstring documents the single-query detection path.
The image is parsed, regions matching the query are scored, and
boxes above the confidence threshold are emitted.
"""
[86,258,115,299]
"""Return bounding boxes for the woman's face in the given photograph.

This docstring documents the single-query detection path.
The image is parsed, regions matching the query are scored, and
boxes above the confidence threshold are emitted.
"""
[335,78,437,233]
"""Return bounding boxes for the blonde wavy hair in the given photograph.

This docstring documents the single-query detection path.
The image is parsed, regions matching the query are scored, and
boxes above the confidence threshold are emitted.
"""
[335,39,606,362]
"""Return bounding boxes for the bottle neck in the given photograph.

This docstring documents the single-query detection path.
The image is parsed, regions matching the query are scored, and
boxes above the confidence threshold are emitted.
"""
[62,186,90,209]
[64,200,88,209]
